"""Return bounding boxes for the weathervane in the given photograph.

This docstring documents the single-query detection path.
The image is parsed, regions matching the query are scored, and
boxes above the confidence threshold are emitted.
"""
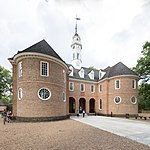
[75,15,80,33]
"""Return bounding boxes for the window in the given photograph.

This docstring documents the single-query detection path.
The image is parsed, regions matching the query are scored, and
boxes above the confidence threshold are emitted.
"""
[38,88,51,100]
[99,70,102,79]
[91,85,95,93]
[69,66,73,76]
[79,68,84,78]
[99,99,102,110]
[131,96,137,104]
[69,82,74,91]
[99,84,102,92]
[40,61,49,77]
[63,70,66,83]
[132,80,136,89]
[63,92,66,102]
[115,80,120,89]
[73,53,75,59]
[80,84,85,92]
[77,53,79,59]
[18,88,23,100]
[18,62,22,77]
[114,96,121,104]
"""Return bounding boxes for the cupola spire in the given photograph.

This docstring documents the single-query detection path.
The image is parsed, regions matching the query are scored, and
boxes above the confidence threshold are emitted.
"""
[71,16,82,69]
[75,16,80,34]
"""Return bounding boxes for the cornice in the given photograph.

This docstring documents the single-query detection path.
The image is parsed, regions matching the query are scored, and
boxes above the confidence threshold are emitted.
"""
[12,52,68,71]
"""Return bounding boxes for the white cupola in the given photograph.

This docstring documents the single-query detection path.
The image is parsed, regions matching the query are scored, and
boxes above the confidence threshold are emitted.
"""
[71,17,82,69]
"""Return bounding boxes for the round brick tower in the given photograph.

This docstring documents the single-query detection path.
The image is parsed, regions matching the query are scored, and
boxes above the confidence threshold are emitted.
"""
[9,40,69,121]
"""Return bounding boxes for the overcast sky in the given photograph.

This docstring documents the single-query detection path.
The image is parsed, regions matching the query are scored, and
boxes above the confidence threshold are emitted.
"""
[0,0,150,71]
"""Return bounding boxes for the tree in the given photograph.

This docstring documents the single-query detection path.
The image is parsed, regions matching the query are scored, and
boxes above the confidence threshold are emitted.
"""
[0,65,12,104]
[133,41,150,83]
[88,66,97,70]
[133,41,150,111]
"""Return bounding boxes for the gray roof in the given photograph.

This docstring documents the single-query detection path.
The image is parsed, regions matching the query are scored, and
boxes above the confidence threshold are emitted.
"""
[103,62,138,78]
[68,62,138,82]
[9,40,65,63]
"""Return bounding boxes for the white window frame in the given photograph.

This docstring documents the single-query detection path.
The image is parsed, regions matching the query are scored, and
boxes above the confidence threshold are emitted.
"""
[18,62,22,78]
[69,66,73,76]
[99,99,102,110]
[69,82,74,91]
[18,88,23,100]
[63,92,66,102]
[91,85,95,93]
[132,80,136,89]
[38,88,51,100]
[80,83,85,92]
[115,80,120,89]
[130,96,137,104]
[99,84,102,92]
[40,61,49,77]
[79,68,84,78]
[114,96,121,104]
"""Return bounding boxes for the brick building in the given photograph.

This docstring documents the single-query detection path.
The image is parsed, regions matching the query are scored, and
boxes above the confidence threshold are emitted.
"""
[8,27,139,121]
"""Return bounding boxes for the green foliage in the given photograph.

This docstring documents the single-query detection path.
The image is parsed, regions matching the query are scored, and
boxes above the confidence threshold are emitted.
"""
[0,65,12,104]
[133,41,150,111]
[138,84,150,111]
[88,66,97,70]
[133,41,150,83]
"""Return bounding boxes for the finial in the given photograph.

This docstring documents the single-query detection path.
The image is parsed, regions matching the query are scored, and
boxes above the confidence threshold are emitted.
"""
[75,15,80,33]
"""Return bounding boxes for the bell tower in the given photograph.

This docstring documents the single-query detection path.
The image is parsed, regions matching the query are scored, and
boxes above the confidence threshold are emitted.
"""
[71,17,82,69]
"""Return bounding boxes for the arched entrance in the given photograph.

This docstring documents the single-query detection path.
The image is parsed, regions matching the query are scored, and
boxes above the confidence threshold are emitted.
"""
[69,97,75,113]
[79,98,86,112]
[89,98,95,113]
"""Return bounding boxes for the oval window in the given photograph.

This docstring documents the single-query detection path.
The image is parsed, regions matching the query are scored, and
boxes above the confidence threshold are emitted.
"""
[131,96,137,104]
[38,88,51,100]
[18,88,23,100]
[114,96,121,104]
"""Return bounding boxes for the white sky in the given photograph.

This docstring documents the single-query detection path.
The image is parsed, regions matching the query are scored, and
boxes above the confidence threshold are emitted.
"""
[0,0,150,71]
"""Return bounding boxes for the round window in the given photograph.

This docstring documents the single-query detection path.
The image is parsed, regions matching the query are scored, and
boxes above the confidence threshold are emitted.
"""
[114,96,121,104]
[38,88,51,100]
[131,96,137,104]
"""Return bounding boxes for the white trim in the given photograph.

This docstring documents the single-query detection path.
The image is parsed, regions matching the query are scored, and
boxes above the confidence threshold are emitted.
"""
[99,84,102,92]
[114,96,121,104]
[132,79,136,89]
[69,82,74,91]
[63,92,66,102]
[40,61,49,77]
[18,88,23,100]
[98,75,139,84]
[13,52,68,71]
[91,85,95,93]
[80,83,85,92]
[130,96,137,104]
[38,88,51,101]
[115,79,120,89]
[18,61,22,78]
[69,78,97,84]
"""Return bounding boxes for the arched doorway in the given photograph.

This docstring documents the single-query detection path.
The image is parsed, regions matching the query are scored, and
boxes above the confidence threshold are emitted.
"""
[69,97,75,113]
[79,98,86,112]
[89,98,95,113]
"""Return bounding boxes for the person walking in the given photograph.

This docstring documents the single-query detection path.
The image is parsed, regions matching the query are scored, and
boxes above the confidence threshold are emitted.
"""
[83,110,85,118]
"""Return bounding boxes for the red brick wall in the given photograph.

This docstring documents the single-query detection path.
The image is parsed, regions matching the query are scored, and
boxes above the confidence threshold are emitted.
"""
[12,55,68,118]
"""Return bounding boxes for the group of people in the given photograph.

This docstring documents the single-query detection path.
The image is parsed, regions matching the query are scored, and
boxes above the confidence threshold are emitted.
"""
[77,106,85,117]
[1,109,12,124]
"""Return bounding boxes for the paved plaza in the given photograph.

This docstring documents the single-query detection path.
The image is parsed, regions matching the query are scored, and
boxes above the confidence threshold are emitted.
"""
[71,115,150,146]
